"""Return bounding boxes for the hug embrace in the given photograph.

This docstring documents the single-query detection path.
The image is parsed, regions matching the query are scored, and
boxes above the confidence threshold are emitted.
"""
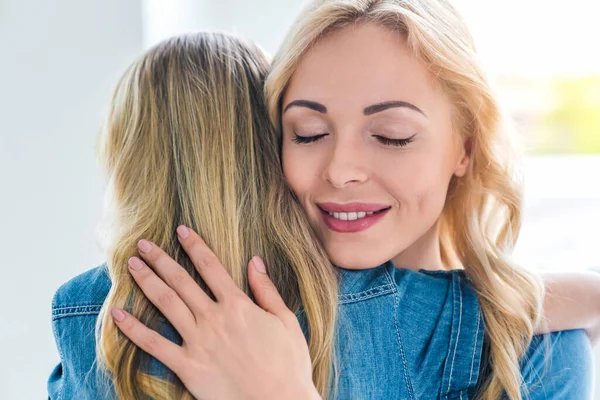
[48,1,597,399]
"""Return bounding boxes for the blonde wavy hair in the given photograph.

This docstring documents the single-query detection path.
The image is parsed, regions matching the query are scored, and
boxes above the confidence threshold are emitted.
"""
[265,1,545,399]
[95,33,338,399]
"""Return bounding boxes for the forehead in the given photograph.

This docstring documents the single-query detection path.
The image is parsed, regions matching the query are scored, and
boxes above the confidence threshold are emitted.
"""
[284,22,446,113]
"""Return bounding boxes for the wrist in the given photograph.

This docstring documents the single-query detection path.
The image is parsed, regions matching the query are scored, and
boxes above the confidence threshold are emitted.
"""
[256,380,320,400]
[283,380,320,400]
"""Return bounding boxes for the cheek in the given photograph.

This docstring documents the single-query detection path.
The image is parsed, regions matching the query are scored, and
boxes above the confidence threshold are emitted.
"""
[281,144,311,198]
[383,152,452,214]
[414,183,448,217]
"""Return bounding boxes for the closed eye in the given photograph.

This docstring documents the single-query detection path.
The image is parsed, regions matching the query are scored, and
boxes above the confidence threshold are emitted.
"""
[293,133,328,144]
[373,134,416,147]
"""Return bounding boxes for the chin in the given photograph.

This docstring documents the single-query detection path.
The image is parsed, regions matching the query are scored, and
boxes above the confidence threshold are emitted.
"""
[326,246,391,270]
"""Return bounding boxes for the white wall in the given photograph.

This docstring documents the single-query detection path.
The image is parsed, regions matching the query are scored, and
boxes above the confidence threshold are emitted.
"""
[0,1,143,398]
[142,0,305,53]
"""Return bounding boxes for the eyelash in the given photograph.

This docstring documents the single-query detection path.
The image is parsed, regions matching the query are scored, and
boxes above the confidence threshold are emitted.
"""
[292,133,416,147]
[293,133,328,144]
[373,134,416,147]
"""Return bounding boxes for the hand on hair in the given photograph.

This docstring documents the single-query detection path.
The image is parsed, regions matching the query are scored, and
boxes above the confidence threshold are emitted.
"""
[110,225,320,400]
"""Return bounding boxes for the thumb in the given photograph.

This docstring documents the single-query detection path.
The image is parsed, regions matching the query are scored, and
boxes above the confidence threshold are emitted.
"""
[248,256,294,323]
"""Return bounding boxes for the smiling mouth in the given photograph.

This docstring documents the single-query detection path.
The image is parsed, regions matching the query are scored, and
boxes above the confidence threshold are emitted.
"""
[316,204,391,233]
[320,207,390,221]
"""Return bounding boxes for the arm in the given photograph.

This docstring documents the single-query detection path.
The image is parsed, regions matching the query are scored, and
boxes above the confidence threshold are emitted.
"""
[48,310,111,399]
[47,362,62,399]
[536,270,600,344]
[48,268,115,400]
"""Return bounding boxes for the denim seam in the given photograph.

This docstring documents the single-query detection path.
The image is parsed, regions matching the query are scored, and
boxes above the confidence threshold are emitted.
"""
[389,269,416,400]
[468,311,481,385]
[338,283,395,304]
[382,265,394,287]
[446,274,463,394]
[53,304,104,310]
[53,305,103,320]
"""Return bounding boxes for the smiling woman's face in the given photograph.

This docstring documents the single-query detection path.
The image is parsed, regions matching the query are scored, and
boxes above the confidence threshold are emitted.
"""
[281,23,470,270]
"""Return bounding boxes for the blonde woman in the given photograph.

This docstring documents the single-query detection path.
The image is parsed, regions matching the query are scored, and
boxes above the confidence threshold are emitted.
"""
[49,6,598,400]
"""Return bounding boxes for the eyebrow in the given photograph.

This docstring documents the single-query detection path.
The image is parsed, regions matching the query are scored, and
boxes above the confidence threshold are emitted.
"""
[282,99,426,118]
[363,101,426,117]
[283,100,327,114]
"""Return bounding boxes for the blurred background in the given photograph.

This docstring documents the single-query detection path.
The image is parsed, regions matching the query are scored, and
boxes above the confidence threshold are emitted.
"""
[0,0,598,398]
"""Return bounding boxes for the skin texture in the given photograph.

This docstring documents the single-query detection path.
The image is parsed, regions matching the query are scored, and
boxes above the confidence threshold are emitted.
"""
[281,23,469,271]
[537,272,600,342]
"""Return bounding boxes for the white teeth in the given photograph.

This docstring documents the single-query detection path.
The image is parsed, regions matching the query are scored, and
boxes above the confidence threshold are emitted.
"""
[327,211,373,221]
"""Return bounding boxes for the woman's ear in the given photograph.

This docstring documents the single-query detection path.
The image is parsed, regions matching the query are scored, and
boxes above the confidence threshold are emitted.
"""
[454,138,471,177]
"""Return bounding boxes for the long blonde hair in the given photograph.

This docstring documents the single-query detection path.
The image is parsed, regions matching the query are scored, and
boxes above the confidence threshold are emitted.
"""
[95,33,338,399]
[265,1,545,399]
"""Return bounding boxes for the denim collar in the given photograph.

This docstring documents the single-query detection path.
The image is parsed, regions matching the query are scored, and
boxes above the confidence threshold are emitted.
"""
[335,262,396,303]
[335,261,466,300]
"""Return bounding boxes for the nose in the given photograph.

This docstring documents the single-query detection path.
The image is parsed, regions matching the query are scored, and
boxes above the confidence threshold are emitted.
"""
[321,137,369,188]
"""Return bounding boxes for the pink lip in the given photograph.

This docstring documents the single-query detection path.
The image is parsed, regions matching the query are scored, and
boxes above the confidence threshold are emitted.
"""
[317,203,390,233]
[317,202,390,213]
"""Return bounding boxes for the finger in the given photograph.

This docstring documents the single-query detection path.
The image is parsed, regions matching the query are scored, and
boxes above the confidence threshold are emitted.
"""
[110,307,187,376]
[248,256,298,327]
[136,239,214,314]
[128,256,197,339]
[176,225,242,301]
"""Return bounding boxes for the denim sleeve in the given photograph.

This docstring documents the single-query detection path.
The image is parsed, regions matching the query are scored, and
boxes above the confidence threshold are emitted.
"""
[520,329,593,399]
[47,362,62,399]
[48,289,67,400]
[47,295,114,399]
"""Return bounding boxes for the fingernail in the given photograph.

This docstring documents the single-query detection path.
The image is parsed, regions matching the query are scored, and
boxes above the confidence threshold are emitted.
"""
[111,308,125,322]
[252,256,266,273]
[138,239,153,253]
[128,257,144,271]
[177,225,189,239]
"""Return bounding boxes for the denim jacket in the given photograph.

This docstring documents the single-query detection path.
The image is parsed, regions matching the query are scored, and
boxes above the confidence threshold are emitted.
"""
[48,262,593,399]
